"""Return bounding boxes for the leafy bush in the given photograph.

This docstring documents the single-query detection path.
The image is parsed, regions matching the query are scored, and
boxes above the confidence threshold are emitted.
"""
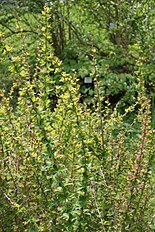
[0,6,155,232]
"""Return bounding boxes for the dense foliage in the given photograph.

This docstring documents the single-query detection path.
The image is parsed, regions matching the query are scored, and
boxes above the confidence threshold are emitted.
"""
[0,2,155,231]
[1,0,155,109]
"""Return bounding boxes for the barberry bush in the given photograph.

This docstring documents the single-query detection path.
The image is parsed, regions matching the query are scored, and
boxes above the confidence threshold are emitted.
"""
[0,6,154,232]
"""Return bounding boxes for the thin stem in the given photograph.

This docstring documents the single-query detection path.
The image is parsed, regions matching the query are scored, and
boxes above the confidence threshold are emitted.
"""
[93,54,104,151]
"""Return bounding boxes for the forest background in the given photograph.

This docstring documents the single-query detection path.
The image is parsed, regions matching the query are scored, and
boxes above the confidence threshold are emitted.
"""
[0,0,155,231]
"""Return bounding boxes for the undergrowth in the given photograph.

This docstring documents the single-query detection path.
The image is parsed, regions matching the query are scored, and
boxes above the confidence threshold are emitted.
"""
[0,6,154,232]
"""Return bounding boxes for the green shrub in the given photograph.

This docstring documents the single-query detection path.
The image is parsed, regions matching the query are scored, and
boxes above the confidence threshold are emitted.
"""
[0,6,154,232]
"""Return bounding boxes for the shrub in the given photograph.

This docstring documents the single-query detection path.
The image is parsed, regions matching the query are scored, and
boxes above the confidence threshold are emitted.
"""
[0,6,154,231]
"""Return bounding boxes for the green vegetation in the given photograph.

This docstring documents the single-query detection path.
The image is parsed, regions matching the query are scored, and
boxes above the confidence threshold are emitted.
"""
[0,1,155,231]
